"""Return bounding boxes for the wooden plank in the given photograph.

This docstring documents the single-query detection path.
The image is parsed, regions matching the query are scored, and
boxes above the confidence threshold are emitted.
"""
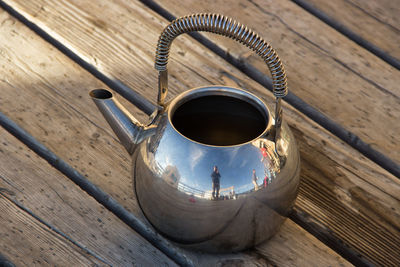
[0,130,176,266]
[291,123,400,266]
[0,0,398,265]
[257,222,350,267]
[148,0,400,164]
[0,8,350,266]
[300,0,400,64]
[0,193,105,266]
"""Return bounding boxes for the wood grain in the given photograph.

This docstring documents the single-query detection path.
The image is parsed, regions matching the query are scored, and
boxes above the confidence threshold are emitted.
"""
[0,130,176,266]
[150,0,400,164]
[0,8,350,266]
[0,0,398,265]
[257,222,350,267]
[303,0,400,62]
[0,194,105,266]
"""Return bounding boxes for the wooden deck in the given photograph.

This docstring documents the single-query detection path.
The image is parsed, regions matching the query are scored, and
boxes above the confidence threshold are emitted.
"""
[0,0,398,266]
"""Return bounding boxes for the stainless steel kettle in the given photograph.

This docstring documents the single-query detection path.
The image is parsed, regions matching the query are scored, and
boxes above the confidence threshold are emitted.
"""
[90,14,300,252]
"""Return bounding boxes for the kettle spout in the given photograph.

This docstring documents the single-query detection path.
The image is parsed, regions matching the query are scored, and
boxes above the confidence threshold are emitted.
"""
[90,89,156,155]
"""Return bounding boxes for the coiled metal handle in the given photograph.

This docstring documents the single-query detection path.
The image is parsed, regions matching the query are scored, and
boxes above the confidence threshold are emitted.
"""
[155,14,287,142]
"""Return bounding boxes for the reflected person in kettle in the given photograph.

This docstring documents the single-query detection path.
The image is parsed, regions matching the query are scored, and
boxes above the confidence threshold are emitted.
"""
[211,166,221,200]
[252,169,259,191]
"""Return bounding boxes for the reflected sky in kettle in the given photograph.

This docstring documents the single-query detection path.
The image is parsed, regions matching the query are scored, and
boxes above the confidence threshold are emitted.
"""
[152,124,272,195]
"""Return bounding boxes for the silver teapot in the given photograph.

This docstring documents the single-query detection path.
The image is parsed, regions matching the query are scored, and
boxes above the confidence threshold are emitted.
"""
[90,14,300,252]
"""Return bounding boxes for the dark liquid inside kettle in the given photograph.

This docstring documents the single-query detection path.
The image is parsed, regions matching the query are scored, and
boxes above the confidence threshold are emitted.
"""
[172,95,267,146]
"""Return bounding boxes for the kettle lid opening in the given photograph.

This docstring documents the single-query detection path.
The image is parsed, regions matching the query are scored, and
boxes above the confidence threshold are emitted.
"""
[169,86,272,146]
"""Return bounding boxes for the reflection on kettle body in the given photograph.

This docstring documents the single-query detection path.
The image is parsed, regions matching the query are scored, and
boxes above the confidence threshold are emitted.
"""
[90,13,301,252]
[253,137,285,186]
[252,169,259,191]
[161,165,180,187]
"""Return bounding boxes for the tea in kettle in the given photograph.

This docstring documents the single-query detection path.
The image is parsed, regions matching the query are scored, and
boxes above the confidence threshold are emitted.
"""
[90,13,300,252]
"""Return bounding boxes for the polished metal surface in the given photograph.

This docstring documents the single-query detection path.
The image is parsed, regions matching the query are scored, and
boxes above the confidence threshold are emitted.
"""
[90,13,300,252]
[154,13,288,99]
[89,89,156,154]
[134,86,300,252]
[154,13,288,143]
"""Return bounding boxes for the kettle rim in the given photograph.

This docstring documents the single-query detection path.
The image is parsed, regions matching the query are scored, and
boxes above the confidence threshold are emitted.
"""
[166,85,274,148]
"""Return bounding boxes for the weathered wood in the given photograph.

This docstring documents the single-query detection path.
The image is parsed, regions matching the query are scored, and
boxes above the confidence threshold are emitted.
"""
[0,8,350,266]
[149,0,400,164]
[0,0,398,265]
[0,193,105,266]
[301,0,400,64]
[349,0,400,29]
[291,126,400,266]
[256,222,350,267]
[0,130,176,266]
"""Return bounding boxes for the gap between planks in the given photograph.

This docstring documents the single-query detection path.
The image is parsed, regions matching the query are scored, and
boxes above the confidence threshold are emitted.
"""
[0,190,111,266]
[291,0,400,70]
[0,194,107,266]
[0,0,154,116]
